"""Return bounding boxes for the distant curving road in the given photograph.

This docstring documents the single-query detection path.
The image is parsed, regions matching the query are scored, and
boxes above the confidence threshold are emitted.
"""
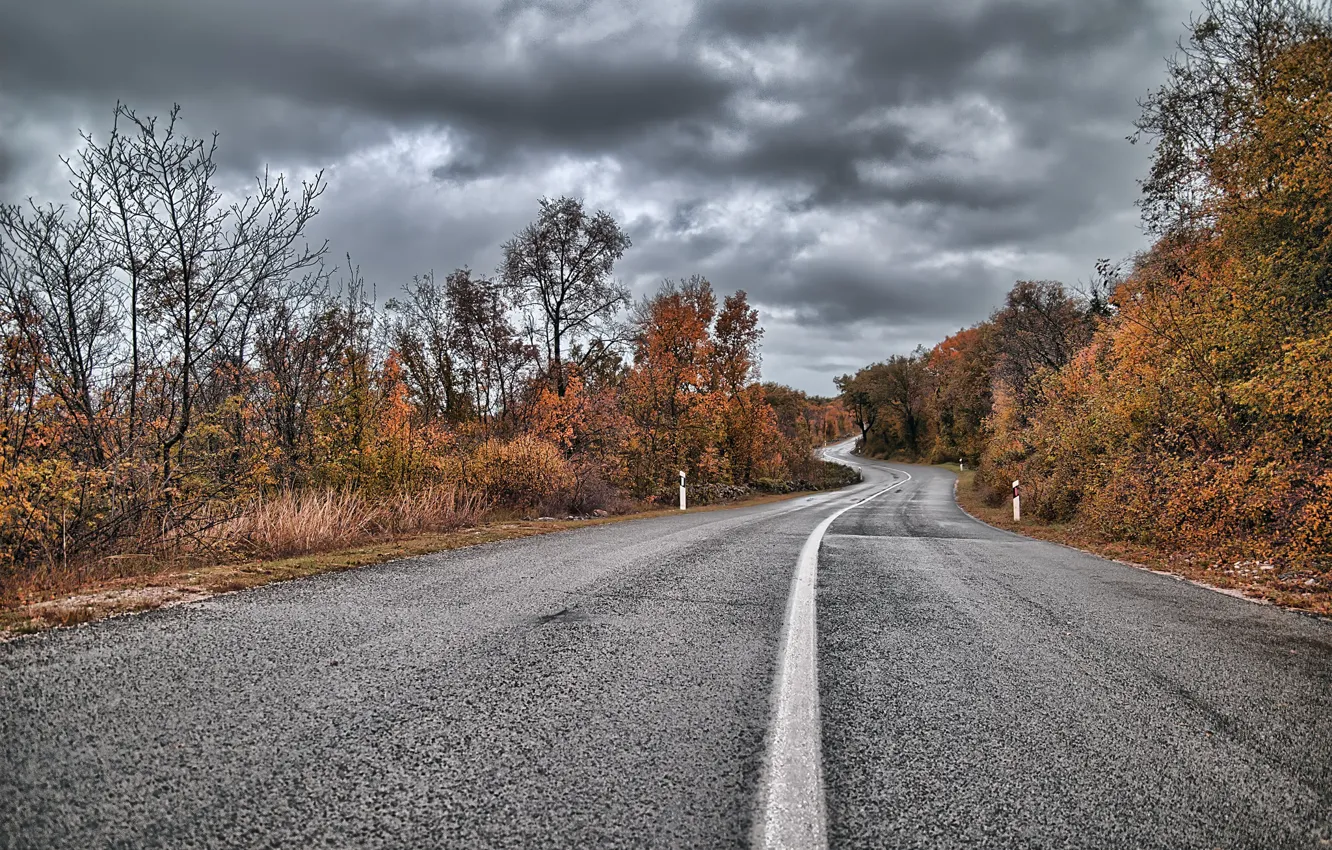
[2,442,1329,848]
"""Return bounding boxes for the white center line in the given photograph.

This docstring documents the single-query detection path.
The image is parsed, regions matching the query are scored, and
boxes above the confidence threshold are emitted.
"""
[753,459,912,849]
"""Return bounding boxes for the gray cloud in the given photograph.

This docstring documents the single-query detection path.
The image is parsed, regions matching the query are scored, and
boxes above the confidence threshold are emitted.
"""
[0,0,735,168]
[775,258,1008,327]
[0,0,1192,393]
[0,143,14,189]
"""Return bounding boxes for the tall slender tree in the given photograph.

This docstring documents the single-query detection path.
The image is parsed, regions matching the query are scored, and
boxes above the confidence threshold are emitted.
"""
[500,197,631,397]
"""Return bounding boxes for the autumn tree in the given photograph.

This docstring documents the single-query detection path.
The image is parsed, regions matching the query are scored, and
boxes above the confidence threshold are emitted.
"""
[710,290,774,482]
[621,277,717,493]
[763,383,855,479]
[1133,0,1332,234]
[835,370,880,445]
[838,354,933,459]
[989,280,1093,404]
[500,197,631,396]
[927,325,993,463]
[1212,30,1332,317]
[763,383,811,442]
[711,291,763,395]
[876,352,933,458]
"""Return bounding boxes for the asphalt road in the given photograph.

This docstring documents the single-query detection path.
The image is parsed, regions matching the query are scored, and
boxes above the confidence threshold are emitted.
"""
[818,453,1332,849]
[2,444,1330,848]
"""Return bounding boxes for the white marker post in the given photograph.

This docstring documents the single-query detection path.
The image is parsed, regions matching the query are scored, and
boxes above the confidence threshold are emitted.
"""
[679,470,687,511]
[960,458,965,471]
[1012,480,1021,521]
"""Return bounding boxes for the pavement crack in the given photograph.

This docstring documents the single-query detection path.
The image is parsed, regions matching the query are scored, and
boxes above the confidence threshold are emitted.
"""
[554,588,766,609]
[536,603,590,624]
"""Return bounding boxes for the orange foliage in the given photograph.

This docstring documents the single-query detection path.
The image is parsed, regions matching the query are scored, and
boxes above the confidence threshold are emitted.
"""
[845,24,1332,573]
[0,111,856,592]
[616,278,793,501]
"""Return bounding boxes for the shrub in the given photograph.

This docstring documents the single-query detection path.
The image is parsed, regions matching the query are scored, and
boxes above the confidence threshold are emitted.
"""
[465,435,575,509]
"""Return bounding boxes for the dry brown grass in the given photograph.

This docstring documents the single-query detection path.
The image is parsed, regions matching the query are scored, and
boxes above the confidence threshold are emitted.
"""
[226,486,487,558]
[0,486,485,614]
[947,466,1331,616]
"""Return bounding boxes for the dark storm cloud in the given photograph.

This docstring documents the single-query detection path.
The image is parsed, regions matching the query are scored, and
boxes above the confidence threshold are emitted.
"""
[657,0,1170,214]
[694,0,1152,91]
[640,120,950,209]
[0,0,736,172]
[774,258,1006,327]
[0,143,14,189]
[0,0,1190,391]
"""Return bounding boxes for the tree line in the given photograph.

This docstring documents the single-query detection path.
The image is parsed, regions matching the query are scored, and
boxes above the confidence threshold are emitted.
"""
[840,0,1332,571]
[0,107,851,589]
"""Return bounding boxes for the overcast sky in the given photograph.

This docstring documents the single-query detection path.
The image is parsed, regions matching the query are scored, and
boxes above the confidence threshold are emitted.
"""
[0,0,1194,394]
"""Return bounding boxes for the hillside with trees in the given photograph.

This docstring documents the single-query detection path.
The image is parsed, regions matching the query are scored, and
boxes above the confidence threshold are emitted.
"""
[0,108,852,604]
[840,0,1332,598]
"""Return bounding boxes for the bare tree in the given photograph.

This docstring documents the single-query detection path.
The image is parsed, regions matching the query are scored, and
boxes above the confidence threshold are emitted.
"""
[0,173,120,465]
[66,105,164,453]
[990,280,1093,400]
[500,196,631,396]
[443,268,528,425]
[255,287,343,486]
[388,271,463,423]
[114,105,326,487]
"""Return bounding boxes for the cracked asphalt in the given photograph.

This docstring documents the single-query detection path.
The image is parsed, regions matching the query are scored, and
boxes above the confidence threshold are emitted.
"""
[2,445,1330,848]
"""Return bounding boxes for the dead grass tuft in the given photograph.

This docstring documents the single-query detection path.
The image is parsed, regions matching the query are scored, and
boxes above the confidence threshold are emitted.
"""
[225,486,487,558]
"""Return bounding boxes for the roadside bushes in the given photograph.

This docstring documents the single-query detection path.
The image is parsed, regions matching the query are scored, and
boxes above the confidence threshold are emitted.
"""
[0,460,114,574]
[842,2,1332,575]
[462,435,627,517]
[465,435,574,510]
[970,242,1332,569]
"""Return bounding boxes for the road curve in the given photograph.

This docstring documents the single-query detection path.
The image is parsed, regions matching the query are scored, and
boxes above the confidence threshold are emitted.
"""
[818,450,1332,849]
[1,444,1329,849]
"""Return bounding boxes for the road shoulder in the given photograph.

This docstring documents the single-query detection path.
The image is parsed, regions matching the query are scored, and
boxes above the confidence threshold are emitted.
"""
[1,490,821,639]
[943,464,1331,617]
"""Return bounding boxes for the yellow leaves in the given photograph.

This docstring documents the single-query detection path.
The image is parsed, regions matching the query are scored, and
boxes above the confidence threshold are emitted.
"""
[0,457,113,570]
[465,435,573,508]
[1235,329,1332,432]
